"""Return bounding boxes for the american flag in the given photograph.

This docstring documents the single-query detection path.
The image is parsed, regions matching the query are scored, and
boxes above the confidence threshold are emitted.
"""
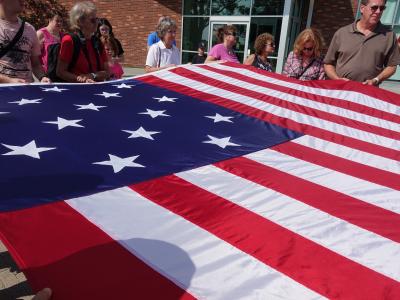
[0,62,399,299]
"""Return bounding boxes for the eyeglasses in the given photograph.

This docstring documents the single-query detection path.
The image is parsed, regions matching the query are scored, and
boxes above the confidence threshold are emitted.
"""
[266,43,275,47]
[369,5,386,12]
[303,47,314,51]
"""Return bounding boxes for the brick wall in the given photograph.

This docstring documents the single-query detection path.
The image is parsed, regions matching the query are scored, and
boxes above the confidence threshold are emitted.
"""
[59,0,182,67]
[311,0,359,49]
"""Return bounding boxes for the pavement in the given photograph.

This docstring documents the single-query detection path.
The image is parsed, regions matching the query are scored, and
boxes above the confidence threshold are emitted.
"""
[0,67,399,299]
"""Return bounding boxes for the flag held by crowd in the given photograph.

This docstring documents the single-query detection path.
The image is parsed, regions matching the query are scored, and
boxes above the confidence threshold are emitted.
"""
[0,62,399,299]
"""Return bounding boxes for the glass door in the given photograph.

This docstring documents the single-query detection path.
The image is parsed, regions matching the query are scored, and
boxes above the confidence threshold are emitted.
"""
[209,21,249,63]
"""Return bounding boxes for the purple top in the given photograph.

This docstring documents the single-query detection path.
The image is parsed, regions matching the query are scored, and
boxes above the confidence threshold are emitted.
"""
[208,43,239,63]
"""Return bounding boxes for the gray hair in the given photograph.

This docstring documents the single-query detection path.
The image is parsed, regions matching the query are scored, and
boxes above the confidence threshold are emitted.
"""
[156,17,176,39]
[69,1,97,30]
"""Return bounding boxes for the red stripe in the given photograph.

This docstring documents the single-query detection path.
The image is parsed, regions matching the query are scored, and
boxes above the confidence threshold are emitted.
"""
[138,74,400,161]
[215,156,400,243]
[171,67,400,141]
[223,62,400,107]
[272,141,400,191]
[0,202,194,300]
[200,64,400,125]
[131,175,400,299]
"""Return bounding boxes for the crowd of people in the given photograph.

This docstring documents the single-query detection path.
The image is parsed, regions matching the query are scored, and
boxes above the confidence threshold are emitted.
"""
[0,0,399,86]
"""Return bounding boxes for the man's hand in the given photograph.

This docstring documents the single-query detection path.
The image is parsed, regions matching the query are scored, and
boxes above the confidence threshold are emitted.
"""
[362,78,379,86]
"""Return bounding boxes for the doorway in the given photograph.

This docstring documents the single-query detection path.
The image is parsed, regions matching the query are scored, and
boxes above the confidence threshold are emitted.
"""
[209,20,250,63]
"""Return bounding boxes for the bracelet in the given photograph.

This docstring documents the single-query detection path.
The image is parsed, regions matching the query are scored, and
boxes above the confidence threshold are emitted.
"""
[372,77,380,84]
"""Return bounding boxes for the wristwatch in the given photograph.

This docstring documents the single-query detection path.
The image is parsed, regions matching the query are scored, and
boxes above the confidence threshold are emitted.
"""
[91,72,97,81]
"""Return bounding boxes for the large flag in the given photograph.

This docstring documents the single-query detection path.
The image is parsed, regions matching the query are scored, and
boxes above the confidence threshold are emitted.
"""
[0,62,399,299]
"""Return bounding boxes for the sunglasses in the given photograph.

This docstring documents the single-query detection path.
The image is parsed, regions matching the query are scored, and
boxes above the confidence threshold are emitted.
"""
[303,46,314,51]
[369,5,386,12]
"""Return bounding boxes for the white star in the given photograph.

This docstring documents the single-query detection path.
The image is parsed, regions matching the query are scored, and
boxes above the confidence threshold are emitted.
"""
[203,135,240,149]
[205,113,234,123]
[1,140,56,159]
[74,103,107,111]
[43,117,84,130]
[113,83,135,89]
[41,86,68,92]
[9,98,42,105]
[122,127,160,140]
[138,109,170,118]
[93,154,145,173]
[95,92,122,98]
[152,96,177,102]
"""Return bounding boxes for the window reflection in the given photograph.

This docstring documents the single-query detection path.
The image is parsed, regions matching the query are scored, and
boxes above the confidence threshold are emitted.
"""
[182,17,210,51]
[252,0,285,15]
[183,0,210,15]
[211,0,251,16]
[249,17,282,57]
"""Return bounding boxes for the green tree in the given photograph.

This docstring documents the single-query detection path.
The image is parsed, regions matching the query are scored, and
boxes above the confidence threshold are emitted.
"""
[21,0,68,30]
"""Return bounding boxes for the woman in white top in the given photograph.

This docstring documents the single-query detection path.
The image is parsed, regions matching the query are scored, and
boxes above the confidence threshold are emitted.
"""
[145,17,180,72]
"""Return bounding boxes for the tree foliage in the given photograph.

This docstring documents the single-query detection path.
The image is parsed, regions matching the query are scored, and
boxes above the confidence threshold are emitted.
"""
[20,0,69,30]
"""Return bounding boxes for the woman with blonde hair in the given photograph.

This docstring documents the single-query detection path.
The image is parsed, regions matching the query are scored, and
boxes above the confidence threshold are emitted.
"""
[244,33,275,71]
[283,28,325,80]
[205,24,239,63]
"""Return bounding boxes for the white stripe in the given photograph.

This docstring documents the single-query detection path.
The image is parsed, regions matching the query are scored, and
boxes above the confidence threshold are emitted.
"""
[208,63,400,116]
[153,70,400,151]
[292,135,400,175]
[177,165,400,282]
[66,187,323,300]
[245,148,400,214]
[184,64,400,133]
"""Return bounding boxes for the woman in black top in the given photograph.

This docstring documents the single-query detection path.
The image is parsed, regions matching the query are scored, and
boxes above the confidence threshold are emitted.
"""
[244,33,275,72]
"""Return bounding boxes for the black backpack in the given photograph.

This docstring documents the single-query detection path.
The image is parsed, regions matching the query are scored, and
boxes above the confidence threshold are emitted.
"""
[47,34,81,82]
[47,34,102,82]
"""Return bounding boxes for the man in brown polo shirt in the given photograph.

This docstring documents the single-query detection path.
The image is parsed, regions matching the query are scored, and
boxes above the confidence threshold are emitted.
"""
[324,0,400,85]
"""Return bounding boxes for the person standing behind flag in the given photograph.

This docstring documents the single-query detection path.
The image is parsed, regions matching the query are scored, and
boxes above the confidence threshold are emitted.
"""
[244,33,275,71]
[56,1,109,83]
[283,28,325,80]
[147,16,176,50]
[96,18,124,79]
[205,25,239,63]
[0,0,50,83]
[145,17,180,73]
[37,13,64,73]
[324,0,400,85]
